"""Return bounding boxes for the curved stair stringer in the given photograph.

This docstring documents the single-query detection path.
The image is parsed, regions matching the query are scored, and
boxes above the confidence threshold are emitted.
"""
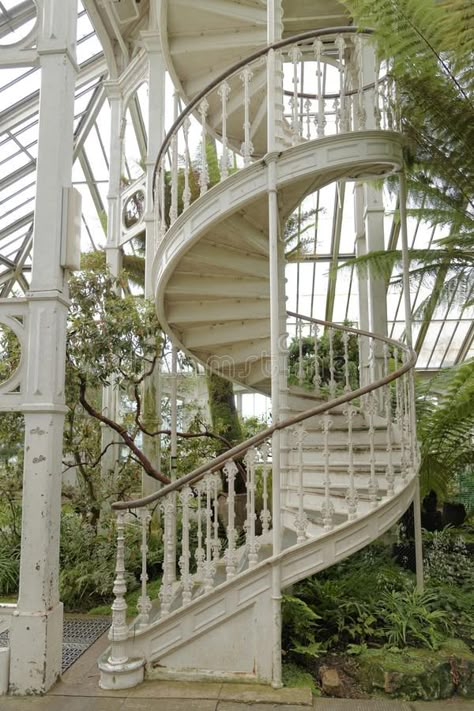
[101,479,416,684]
[153,131,404,394]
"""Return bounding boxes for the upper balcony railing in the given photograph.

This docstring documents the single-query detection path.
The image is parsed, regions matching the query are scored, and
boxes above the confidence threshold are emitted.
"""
[153,27,399,244]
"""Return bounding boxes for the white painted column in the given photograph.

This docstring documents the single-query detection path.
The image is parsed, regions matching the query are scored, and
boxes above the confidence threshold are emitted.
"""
[140,28,166,497]
[100,81,124,487]
[8,0,77,694]
[267,0,285,690]
[354,182,370,387]
[359,40,387,385]
[399,172,424,592]
[104,81,124,278]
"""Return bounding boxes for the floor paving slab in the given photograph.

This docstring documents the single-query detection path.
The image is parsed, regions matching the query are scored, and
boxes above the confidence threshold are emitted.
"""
[312,700,411,711]
[120,700,218,711]
[128,680,223,699]
[0,698,126,711]
[218,683,312,705]
[410,701,474,710]
[218,705,314,711]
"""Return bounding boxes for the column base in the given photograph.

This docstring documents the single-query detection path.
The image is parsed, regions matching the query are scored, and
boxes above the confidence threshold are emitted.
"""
[98,654,145,690]
[8,602,63,695]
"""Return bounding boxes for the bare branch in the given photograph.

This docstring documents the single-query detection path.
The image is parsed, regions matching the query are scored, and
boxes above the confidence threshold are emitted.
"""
[79,377,170,486]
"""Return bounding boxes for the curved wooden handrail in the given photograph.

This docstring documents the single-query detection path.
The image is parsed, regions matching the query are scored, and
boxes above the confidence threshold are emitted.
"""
[112,313,416,510]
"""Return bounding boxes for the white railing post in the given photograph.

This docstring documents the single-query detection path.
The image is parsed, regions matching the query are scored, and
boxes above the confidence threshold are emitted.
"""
[259,442,272,534]
[399,171,423,591]
[223,460,239,579]
[108,512,130,663]
[244,448,259,567]
[169,93,179,224]
[159,494,175,616]
[179,486,193,605]
[313,38,326,137]
[182,117,191,210]
[137,508,152,628]
[343,403,358,519]
[292,424,308,543]
[218,81,231,180]
[321,413,334,530]
[199,98,209,195]
[240,66,254,165]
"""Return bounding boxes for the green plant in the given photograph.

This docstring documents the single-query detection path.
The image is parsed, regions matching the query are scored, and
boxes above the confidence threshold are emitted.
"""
[416,361,474,500]
[282,594,324,662]
[287,328,359,393]
[378,587,450,650]
[424,528,474,587]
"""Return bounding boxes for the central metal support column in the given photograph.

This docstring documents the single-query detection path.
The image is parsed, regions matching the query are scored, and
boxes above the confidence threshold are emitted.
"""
[399,171,424,592]
[267,0,284,689]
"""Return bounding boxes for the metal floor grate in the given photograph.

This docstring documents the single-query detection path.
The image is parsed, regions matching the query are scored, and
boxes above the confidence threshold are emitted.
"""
[62,617,110,672]
[0,617,110,673]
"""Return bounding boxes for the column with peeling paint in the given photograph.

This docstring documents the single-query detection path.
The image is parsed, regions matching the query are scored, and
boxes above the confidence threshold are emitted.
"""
[140,22,166,497]
[8,0,77,694]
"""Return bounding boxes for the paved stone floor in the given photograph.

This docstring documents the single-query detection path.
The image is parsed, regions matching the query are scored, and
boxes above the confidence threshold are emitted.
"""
[1,632,473,710]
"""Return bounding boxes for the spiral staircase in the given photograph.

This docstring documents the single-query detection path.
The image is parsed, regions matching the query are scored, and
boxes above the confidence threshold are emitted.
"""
[98,6,419,692]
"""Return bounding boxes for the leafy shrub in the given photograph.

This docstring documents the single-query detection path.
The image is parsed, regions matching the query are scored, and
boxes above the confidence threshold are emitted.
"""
[378,588,449,650]
[59,511,163,611]
[281,540,465,663]
[424,528,474,587]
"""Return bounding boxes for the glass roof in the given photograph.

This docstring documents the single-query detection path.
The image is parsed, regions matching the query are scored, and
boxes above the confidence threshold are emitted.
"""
[0,2,472,369]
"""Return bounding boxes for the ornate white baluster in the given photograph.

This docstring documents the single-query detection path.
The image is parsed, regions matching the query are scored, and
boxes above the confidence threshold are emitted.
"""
[373,55,382,129]
[159,494,175,616]
[383,343,395,496]
[321,414,334,530]
[313,322,321,394]
[218,80,231,180]
[182,116,191,210]
[194,481,205,578]
[137,508,152,628]
[288,44,303,143]
[169,94,179,224]
[298,318,304,386]
[179,486,193,605]
[394,348,407,484]
[386,74,394,130]
[328,327,336,398]
[366,392,379,507]
[292,424,308,543]
[355,35,367,130]
[199,97,209,195]
[333,97,340,133]
[244,447,259,567]
[240,66,254,165]
[203,474,216,592]
[108,512,129,663]
[343,402,358,520]
[313,38,326,137]
[223,459,238,580]
[259,442,272,534]
[212,473,221,560]
[343,330,351,392]
[169,133,178,224]
[159,166,166,240]
[403,368,413,475]
[335,35,349,132]
[304,97,312,140]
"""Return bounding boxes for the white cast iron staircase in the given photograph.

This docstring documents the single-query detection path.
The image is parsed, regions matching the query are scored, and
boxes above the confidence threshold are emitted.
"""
[99,25,419,690]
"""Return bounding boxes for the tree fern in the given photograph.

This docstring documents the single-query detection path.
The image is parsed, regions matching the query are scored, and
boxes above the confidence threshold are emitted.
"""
[343,0,474,317]
[416,360,474,498]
